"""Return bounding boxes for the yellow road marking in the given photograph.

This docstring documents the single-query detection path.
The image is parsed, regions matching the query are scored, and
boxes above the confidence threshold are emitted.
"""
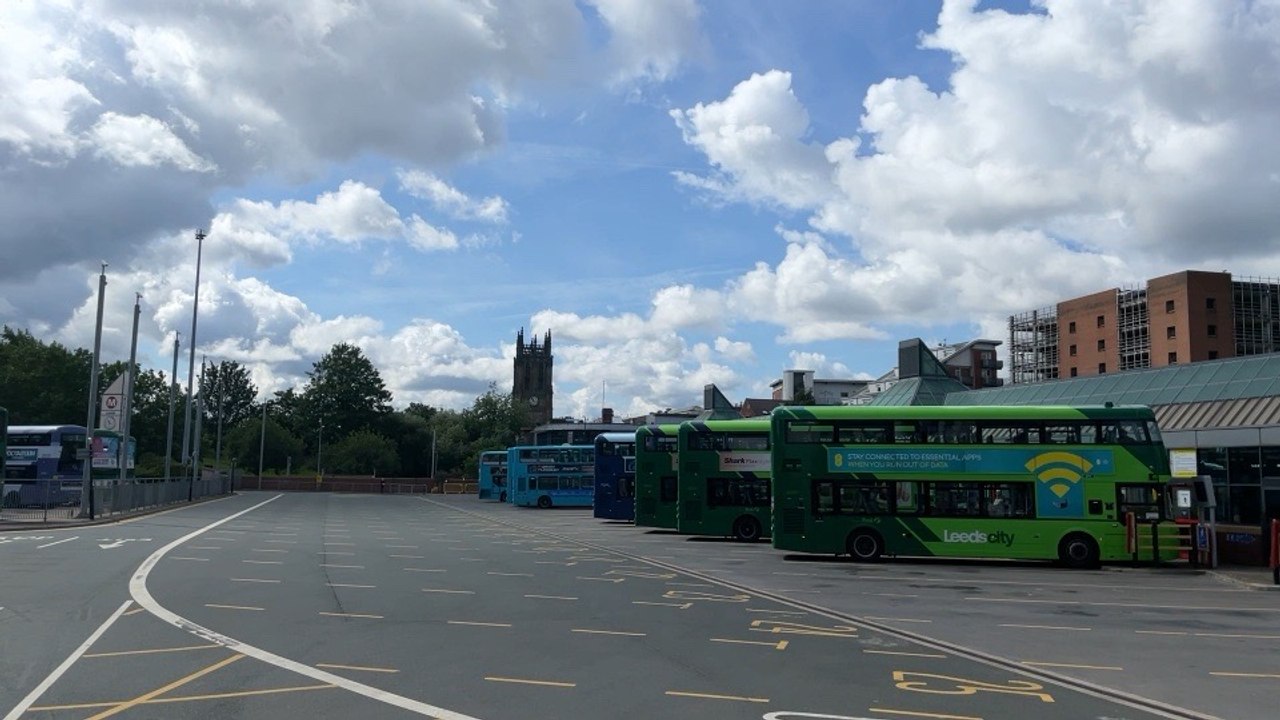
[664,690,769,703]
[484,676,575,688]
[710,638,788,650]
[205,603,264,611]
[319,611,384,619]
[524,594,577,601]
[632,600,692,609]
[1023,661,1122,671]
[1210,671,1280,678]
[864,616,933,623]
[870,708,982,720]
[488,572,533,577]
[448,620,511,627]
[230,578,281,583]
[84,644,220,659]
[316,663,399,674]
[320,564,364,569]
[863,649,947,659]
[571,629,646,637]
[121,608,147,617]
[83,654,243,719]
[327,583,376,589]
[423,588,474,594]
[999,623,1091,631]
[578,576,624,583]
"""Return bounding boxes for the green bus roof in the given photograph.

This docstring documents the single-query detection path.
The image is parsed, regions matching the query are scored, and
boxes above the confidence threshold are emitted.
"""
[681,419,771,432]
[770,405,1157,421]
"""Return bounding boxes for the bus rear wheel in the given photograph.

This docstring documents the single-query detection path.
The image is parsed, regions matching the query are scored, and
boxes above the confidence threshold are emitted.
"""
[537,495,552,509]
[733,516,762,542]
[846,529,884,562]
[1058,533,1100,569]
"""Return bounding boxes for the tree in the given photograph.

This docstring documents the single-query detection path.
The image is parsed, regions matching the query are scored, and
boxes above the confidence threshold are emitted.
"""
[301,343,392,443]
[199,360,258,429]
[460,385,529,476]
[0,326,92,424]
[383,410,435,477]
[223,415,304,473]
[326,430,400,476]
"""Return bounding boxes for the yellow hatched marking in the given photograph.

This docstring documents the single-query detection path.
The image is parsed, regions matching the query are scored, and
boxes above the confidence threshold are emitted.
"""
[83,644,220,659]
[82,654,243,719]
[571,629,646,637]
[484,676,575,688]
[315,663,399,674]
[664,690,769,703]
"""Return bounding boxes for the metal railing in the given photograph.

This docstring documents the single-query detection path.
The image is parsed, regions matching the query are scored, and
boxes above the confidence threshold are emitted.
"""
[0,474,234,525]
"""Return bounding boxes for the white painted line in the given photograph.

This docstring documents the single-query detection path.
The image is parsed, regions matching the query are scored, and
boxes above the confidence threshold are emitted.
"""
[328,584,376,589]
[320,564,364,569]
[231,578,281,584]
[128,494,483,720]
[389,554,425,559]
[36,536,79,549]
[244,560,283,565]
[1,600,132,720]
[999,623,1092,632]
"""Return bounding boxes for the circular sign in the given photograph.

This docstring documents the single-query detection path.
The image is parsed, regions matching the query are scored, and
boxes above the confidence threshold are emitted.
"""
[103,415,119,430]
[105,396,120,409]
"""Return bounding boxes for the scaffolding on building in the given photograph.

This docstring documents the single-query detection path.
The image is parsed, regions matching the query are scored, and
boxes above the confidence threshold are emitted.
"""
[1008,306,1058,384]
[1117,286,1150,371]
[1233,278,1280,356]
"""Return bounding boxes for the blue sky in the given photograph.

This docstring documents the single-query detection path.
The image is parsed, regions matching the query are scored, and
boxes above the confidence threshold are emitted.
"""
[2,1,1278,420]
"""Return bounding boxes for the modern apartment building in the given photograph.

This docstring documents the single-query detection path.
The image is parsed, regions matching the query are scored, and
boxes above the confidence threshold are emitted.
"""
[1009,270,1280,383]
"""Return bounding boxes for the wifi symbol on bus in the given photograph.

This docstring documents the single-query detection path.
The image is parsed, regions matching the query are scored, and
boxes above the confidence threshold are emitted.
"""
[1025,452,1093,506]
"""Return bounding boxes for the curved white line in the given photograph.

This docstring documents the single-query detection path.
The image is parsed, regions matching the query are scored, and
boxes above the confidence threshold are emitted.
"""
[129,493,482,720]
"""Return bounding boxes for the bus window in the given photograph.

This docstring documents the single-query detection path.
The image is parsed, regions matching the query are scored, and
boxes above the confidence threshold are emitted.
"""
[725,434,768,451]
[980,423,1039,444]
[1145,421,1163,444]
[987,483,1035,518]
[1103,421,1149,444]
[1043,424,1080,444]
[837,423,890,444]
[930,482,983,516]
[814,481,834,514]
[893,423,920,444]
[785,422,833,443]
[894,481,922,514]
[837,482,891,515]
[937,421,977,444]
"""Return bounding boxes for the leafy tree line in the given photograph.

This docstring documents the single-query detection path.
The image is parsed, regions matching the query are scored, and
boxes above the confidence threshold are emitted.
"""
[0,327,529,479]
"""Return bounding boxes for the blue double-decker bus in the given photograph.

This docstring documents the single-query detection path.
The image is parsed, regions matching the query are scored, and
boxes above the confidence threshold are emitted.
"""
[508,444,595,509]
[3,424,88,507]
[593,432,636,521]
[477,450,509,502]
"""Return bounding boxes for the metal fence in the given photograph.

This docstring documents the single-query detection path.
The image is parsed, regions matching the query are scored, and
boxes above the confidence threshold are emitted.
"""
[241,476,440,494]
[0,474,235,524]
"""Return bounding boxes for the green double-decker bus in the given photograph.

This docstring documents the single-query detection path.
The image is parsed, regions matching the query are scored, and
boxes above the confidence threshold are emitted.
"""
[634,424,679,529]
[770,405,1178,568]
[676,419,771,541]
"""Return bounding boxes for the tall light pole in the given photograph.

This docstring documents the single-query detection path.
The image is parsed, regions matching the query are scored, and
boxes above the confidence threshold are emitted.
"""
[164,332,180,481]
[257,403,267,490]
[120,293,140,482]
[316,421,324,480]
[180,228,206,471]
[80,263,108,519]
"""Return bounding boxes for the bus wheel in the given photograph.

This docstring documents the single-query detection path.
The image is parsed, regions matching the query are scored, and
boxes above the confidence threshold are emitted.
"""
[1058,533,1100,569]
[733,516,762,542]
[499,491,507,502]
[537,495,553,509]
[847,530,883,562]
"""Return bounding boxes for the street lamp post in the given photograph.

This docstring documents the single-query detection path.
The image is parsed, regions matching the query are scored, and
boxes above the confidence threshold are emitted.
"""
[316,422,323,480]
[80,263,108,519]
[181,229,205,487]
[257,404,267,491]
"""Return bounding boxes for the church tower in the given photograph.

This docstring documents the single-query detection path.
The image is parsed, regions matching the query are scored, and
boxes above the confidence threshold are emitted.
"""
[513,329,553,426]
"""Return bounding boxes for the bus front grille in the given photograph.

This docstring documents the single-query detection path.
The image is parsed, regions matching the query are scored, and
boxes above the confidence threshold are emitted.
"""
[781,508,805,535]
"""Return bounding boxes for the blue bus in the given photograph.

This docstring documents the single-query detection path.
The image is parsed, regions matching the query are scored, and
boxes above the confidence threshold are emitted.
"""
[3,424,88,507]
[508,444,595,509]
[477,450,509,501]
[593,432,637,521]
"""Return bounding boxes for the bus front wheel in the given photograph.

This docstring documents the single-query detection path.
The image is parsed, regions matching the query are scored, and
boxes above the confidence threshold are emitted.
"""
[847,529,884,562]
[1058,533,1100,569]
[537,495,552,509]
[733,516,762,542]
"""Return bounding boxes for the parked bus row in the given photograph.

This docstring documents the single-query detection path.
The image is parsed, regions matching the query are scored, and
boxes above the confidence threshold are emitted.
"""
[477,405,1181,568]
[3,424,137,508]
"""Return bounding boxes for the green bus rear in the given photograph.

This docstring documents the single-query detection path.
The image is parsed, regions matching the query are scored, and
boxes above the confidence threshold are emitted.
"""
[634,424,679,529]
[676,419,771,541]
[770,405,1178,567]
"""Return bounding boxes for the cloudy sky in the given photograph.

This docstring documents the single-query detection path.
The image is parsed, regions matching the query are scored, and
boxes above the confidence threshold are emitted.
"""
[2,0,1278,420]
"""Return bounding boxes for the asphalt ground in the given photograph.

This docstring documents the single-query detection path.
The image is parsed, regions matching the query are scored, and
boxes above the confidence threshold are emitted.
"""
[1,492,1272,720]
